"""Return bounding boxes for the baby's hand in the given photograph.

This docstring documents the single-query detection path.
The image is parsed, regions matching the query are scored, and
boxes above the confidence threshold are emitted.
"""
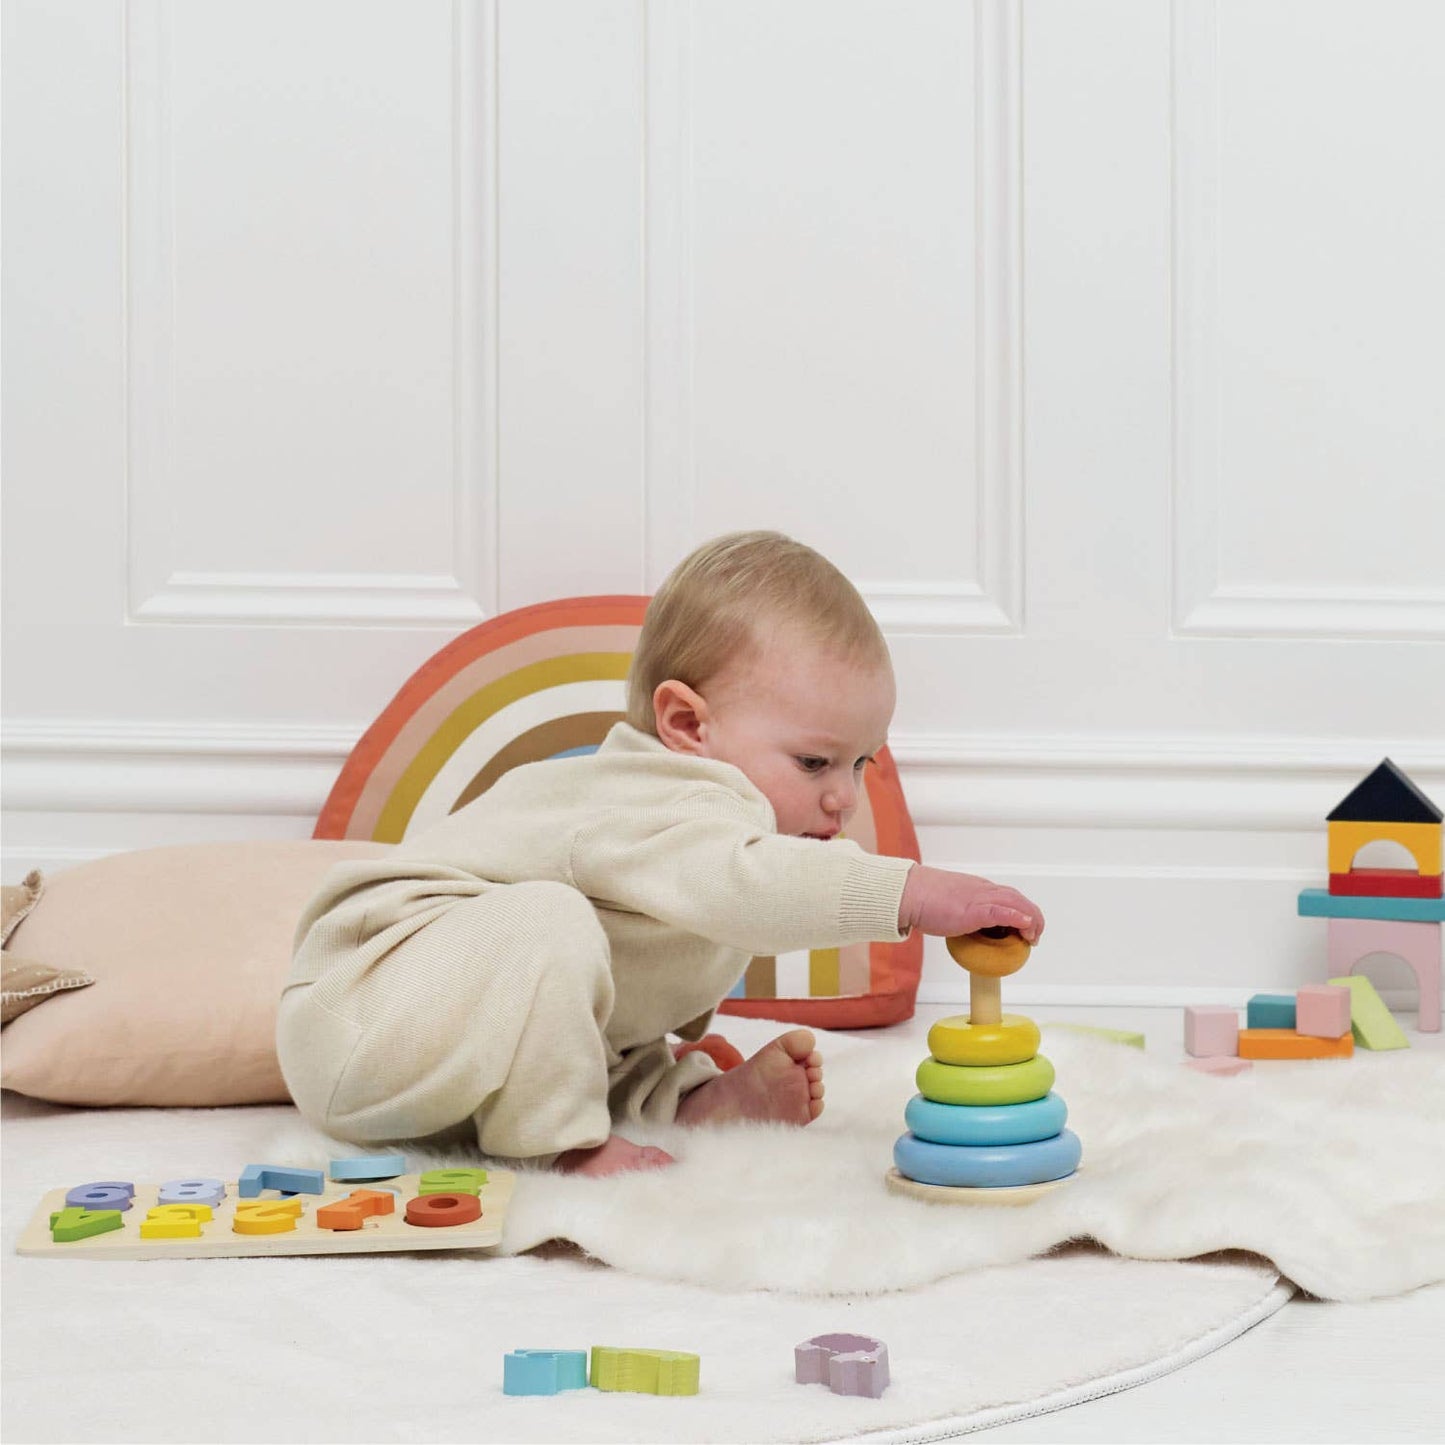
[898,864,1044,945]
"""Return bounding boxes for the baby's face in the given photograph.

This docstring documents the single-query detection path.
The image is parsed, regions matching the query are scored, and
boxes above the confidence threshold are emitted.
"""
[684,630,895,839]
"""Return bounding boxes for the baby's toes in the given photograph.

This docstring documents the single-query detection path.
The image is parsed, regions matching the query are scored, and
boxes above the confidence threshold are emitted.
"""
[808,1096,825,1120]
[809,1076,825,1100]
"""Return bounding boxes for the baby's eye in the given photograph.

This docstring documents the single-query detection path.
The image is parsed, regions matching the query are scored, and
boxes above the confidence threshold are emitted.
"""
[854,756,874,772]
[796,756,828,774]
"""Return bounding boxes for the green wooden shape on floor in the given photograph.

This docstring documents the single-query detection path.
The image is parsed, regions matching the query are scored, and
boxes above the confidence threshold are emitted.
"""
[1328,975,1409,1051]
[589,1346,700,1395]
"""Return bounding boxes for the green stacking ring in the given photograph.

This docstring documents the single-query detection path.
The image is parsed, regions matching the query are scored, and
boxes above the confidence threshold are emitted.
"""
[916,1053,1055,1107]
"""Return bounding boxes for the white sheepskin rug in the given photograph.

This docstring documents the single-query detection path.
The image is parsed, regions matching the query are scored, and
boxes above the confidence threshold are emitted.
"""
[262,1013,1445,1302]
[9,1017,1442,1441]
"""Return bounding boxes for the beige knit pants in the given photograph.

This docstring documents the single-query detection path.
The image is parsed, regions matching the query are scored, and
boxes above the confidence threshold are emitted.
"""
[276,879,718,1162]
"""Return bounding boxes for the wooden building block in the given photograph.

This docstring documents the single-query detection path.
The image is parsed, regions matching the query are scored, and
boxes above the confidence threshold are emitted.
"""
[1238,1029,1353,1060]
[1298,888,1445,923]
[1184,1005,1239,1057]
[1246,993,1297,1029]
[1327,919,1440,1033]
[1329,868,1442,898]
[1295,983,1352,1039]
[1326,820,1442,879]
[1327,974,1410,1050]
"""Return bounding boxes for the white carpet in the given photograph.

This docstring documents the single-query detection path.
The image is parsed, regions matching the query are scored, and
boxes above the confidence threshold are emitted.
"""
[4,1015,1442,1442]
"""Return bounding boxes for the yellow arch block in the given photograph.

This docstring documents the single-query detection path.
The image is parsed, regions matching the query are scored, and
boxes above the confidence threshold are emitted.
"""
[1328,821,1442,877]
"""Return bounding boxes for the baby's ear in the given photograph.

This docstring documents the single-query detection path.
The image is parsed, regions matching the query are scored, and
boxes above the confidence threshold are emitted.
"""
[653,679,708,752]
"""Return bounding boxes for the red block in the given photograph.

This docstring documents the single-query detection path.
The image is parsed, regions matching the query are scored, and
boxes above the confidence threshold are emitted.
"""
[1328,869,1442,898]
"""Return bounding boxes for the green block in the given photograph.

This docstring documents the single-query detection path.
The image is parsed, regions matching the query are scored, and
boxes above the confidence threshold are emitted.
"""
[417,1168,488,1196]
[917,1053,1055,1107]
[1328,975,1409,1051]
[1047,1023,1145,1049]
[589,1346,700,1396]
[49,1207,125,1243]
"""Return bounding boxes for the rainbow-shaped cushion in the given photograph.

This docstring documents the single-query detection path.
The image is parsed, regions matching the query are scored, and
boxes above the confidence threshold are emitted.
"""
[314,595,922,1028]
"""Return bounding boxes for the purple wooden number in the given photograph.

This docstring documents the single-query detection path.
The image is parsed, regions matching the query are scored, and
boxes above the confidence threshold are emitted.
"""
[65,1181,135,1210]
[158,1178,226,1206]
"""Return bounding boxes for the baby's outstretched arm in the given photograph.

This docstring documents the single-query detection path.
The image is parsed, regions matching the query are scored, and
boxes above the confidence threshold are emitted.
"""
[898,864,1044,943]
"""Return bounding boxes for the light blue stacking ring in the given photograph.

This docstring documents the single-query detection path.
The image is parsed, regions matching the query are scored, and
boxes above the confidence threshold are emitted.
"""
[893,1129,1082,1188]
[904,1092,1068,1147]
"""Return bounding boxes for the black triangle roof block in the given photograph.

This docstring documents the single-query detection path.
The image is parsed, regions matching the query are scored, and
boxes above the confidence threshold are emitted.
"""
[1326,758,1443,824]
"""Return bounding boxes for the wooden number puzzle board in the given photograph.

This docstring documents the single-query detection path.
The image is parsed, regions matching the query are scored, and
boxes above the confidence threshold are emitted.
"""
[17,1171,515,1261]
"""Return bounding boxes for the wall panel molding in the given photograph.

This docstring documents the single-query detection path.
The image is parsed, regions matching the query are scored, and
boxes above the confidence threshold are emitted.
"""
[7,717,1440,832]
[123,0,498,628]
[644,0,1024,634]
[1169,0,1445,642]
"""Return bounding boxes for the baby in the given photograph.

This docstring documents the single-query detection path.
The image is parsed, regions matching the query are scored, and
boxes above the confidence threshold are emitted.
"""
[277,531,1044,1177]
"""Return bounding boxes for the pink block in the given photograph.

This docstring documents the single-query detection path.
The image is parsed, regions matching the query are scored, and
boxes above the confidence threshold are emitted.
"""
[1326,917,1442,1033]
[1295,983,1352,1039]
[1184,1056,1253,1076]
[1184,1005,1240,1057]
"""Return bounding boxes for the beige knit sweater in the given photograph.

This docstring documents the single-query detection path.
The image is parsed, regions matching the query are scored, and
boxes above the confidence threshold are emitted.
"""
[289,723,916,1057]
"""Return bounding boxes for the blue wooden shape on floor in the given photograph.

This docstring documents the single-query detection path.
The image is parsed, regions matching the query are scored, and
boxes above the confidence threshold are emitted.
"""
[503,1350,589,1396]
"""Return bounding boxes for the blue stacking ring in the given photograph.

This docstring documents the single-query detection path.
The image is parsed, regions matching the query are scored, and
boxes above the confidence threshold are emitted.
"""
[904,1092,1068,1147]
[893,1129,1082,1188]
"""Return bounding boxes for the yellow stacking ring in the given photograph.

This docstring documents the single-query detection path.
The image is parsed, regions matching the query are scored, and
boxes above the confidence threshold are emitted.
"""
[928,1013,1040,1067]
[946,928,1032,977]
[916,1053,1055,1107]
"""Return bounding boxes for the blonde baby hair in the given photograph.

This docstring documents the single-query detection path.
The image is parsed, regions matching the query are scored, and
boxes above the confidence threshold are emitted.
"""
[626,530,889,735]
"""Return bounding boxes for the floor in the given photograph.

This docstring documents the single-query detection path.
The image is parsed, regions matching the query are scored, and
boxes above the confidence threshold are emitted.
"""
[879,1001,1444,1444]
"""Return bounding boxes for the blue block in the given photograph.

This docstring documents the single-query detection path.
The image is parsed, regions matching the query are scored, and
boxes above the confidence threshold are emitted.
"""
[503,1350,589,1396]
[1297,888,1445,922]
[238,1164,325,1198]
[893,1130,1081,1188]
[1246,993,1297,1029]
[903,1092,1068,1147]
[329,1154,407,1183]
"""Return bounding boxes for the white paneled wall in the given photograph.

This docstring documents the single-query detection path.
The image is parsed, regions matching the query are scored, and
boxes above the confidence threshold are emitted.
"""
[4,0,1442,1009]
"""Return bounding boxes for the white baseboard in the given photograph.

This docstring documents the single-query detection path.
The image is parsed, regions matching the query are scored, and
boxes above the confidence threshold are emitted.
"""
[3,720,1440,1004]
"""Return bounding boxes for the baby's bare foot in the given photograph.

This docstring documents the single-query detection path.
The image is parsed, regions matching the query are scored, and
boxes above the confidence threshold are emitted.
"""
[554,1134,675,1178]
[674,1028,824,1128]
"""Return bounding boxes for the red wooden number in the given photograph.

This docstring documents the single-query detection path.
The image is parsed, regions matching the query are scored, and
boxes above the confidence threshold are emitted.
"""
[404,1192,481,1228]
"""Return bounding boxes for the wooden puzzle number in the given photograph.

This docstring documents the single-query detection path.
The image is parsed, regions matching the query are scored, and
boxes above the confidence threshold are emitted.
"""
[405,1192,482,1227]
[417,1168,488,1196]
[64,1181,134,1210]
[158,1178,226,1206]
[316,1189,396,1231]
[140,1204,213,1240]
[48,1207,125,1243]
[233,1199,303,1235]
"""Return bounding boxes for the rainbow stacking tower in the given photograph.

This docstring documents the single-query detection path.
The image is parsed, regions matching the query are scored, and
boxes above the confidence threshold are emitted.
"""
[886,927,1081,1206]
